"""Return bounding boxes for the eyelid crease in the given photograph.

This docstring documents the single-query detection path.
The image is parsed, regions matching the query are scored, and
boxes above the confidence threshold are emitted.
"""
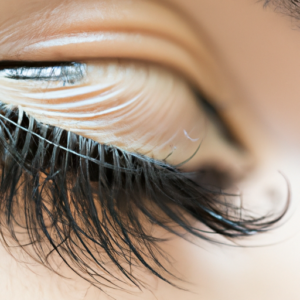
[19,83,118,100]
[16,32,222,101]
[21,92,141,117]
[0,77,120,100]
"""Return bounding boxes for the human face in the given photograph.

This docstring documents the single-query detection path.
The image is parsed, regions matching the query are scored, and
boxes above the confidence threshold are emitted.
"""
[0,1,300,300]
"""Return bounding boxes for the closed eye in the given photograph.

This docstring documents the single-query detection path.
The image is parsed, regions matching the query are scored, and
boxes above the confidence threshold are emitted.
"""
[0,0,290,292]
[0,58,289,291]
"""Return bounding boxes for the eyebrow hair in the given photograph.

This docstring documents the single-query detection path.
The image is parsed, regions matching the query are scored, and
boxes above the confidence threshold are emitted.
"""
[263,0,300,20]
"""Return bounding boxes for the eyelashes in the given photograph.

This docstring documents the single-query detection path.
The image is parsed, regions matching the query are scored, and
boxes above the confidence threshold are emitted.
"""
[0,104,289,291]
[0,62,289,291]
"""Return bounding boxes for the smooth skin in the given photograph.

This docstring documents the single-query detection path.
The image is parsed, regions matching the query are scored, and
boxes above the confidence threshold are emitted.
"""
[0,1,300,299]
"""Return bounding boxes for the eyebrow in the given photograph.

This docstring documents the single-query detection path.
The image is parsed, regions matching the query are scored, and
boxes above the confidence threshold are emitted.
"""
[264,0,300,20]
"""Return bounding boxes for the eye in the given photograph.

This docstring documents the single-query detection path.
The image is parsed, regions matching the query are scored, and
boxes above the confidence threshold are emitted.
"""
[0,58,288,288]
[0,0,289,292]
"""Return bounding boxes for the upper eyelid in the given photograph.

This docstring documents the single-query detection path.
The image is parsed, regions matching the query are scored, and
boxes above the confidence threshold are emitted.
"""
[0,60,244,170]
[0,0,268,164]
[0,1,228,101]
[0,1,250,153]
[16,32,221,100]
[0,60,264,162]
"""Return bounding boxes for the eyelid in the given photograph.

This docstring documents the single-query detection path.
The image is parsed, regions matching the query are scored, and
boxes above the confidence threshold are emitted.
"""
[22,83,116,99]
[0,62,271,169]
[0,0,273,164]
[0,60,252,173]
[18,33,227,103]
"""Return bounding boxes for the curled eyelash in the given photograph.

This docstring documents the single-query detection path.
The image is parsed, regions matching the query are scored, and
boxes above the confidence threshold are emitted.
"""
[0,102,289,291]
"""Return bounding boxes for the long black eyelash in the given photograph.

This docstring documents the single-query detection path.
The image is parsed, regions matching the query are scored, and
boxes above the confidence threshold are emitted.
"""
[0,102,289,292]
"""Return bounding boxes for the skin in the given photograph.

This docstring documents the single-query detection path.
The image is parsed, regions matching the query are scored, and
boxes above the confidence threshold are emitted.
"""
[0,0,300,299]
